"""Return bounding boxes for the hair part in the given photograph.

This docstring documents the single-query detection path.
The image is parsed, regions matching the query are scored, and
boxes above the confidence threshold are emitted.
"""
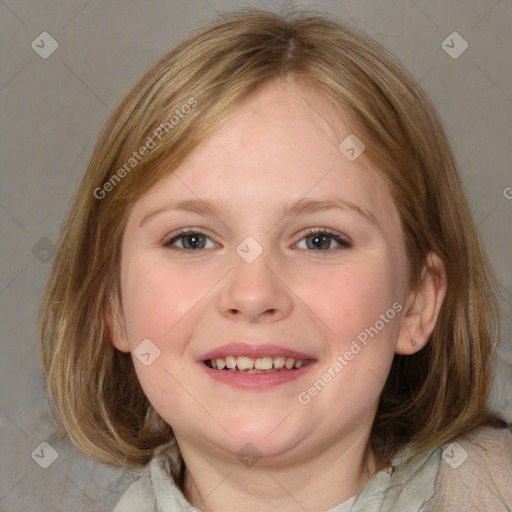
[38,7,507,471]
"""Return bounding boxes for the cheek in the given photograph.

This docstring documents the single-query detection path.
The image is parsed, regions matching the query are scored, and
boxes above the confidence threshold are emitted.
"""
[294,262,400,427]
[306,257,400,349]
[120,253,203,422]
[119,252,215,415]
[121,252,211,345]
[297,254,402,411]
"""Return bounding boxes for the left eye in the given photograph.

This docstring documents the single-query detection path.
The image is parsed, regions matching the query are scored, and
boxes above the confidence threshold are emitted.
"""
[163,230,216,250]
[295,230,351,251]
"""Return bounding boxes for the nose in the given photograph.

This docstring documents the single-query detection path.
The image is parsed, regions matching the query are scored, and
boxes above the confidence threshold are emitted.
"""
[217,247,294,323]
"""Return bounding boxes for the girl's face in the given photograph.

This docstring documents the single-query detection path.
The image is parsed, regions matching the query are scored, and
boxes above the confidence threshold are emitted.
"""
[113,79,411,465]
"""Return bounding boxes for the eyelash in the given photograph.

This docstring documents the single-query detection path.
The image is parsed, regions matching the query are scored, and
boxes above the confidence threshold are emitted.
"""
[298,228,352,251]
[162,227,352,253]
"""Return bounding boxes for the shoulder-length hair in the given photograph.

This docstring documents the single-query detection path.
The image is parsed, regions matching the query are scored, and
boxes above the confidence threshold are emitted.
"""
[38,7,507,469]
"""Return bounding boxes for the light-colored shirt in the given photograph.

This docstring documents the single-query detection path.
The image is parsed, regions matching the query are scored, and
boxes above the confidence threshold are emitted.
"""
[112,425,512,511]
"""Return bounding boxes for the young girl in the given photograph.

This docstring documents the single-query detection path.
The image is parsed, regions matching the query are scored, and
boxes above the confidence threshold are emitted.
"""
[38,8,512,512]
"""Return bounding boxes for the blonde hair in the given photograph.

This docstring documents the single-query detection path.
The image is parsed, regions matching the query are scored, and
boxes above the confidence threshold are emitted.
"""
[38,7,507,471]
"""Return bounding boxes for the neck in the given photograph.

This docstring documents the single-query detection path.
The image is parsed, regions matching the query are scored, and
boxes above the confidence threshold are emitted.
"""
[180,430,385,512]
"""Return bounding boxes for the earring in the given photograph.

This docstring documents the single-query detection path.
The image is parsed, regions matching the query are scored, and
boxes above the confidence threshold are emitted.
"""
[411,338,418,346]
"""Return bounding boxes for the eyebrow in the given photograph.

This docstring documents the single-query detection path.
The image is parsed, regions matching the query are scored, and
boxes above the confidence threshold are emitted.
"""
[139,197,379,229]
[139,198,231,227]
[277,197,378,227]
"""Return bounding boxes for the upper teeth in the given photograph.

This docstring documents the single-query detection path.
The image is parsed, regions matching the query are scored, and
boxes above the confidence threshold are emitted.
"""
[209,356,307,371]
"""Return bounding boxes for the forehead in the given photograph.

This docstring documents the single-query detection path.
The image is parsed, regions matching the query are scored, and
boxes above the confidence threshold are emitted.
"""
[132,78,400,234]
[186,79,354,181]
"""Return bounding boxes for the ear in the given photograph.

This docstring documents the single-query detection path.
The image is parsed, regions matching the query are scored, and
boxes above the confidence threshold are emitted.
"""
[395,252,447,355]
[105,288,131,353]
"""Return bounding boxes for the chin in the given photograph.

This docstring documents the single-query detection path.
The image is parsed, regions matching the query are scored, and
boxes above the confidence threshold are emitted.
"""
[202,422,311,465]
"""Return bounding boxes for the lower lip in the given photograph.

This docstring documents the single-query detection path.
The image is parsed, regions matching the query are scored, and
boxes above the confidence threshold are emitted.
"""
[199,362,316,390]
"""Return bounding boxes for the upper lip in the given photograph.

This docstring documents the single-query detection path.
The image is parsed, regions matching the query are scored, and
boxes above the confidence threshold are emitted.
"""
[198,342,315,362]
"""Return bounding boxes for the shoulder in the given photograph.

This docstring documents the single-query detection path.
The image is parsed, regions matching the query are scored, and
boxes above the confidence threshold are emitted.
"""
[112,469,155,512]
[112,451,192,512]
[423,424,512,511]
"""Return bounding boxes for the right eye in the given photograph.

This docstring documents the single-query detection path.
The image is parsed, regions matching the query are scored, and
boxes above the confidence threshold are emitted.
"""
[162,229,217,251]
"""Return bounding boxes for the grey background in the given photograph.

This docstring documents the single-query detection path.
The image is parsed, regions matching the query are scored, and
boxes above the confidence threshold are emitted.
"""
[1,0,511,510]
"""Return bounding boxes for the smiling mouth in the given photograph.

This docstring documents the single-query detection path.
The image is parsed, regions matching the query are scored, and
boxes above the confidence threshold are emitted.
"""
[204,355,312,373]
